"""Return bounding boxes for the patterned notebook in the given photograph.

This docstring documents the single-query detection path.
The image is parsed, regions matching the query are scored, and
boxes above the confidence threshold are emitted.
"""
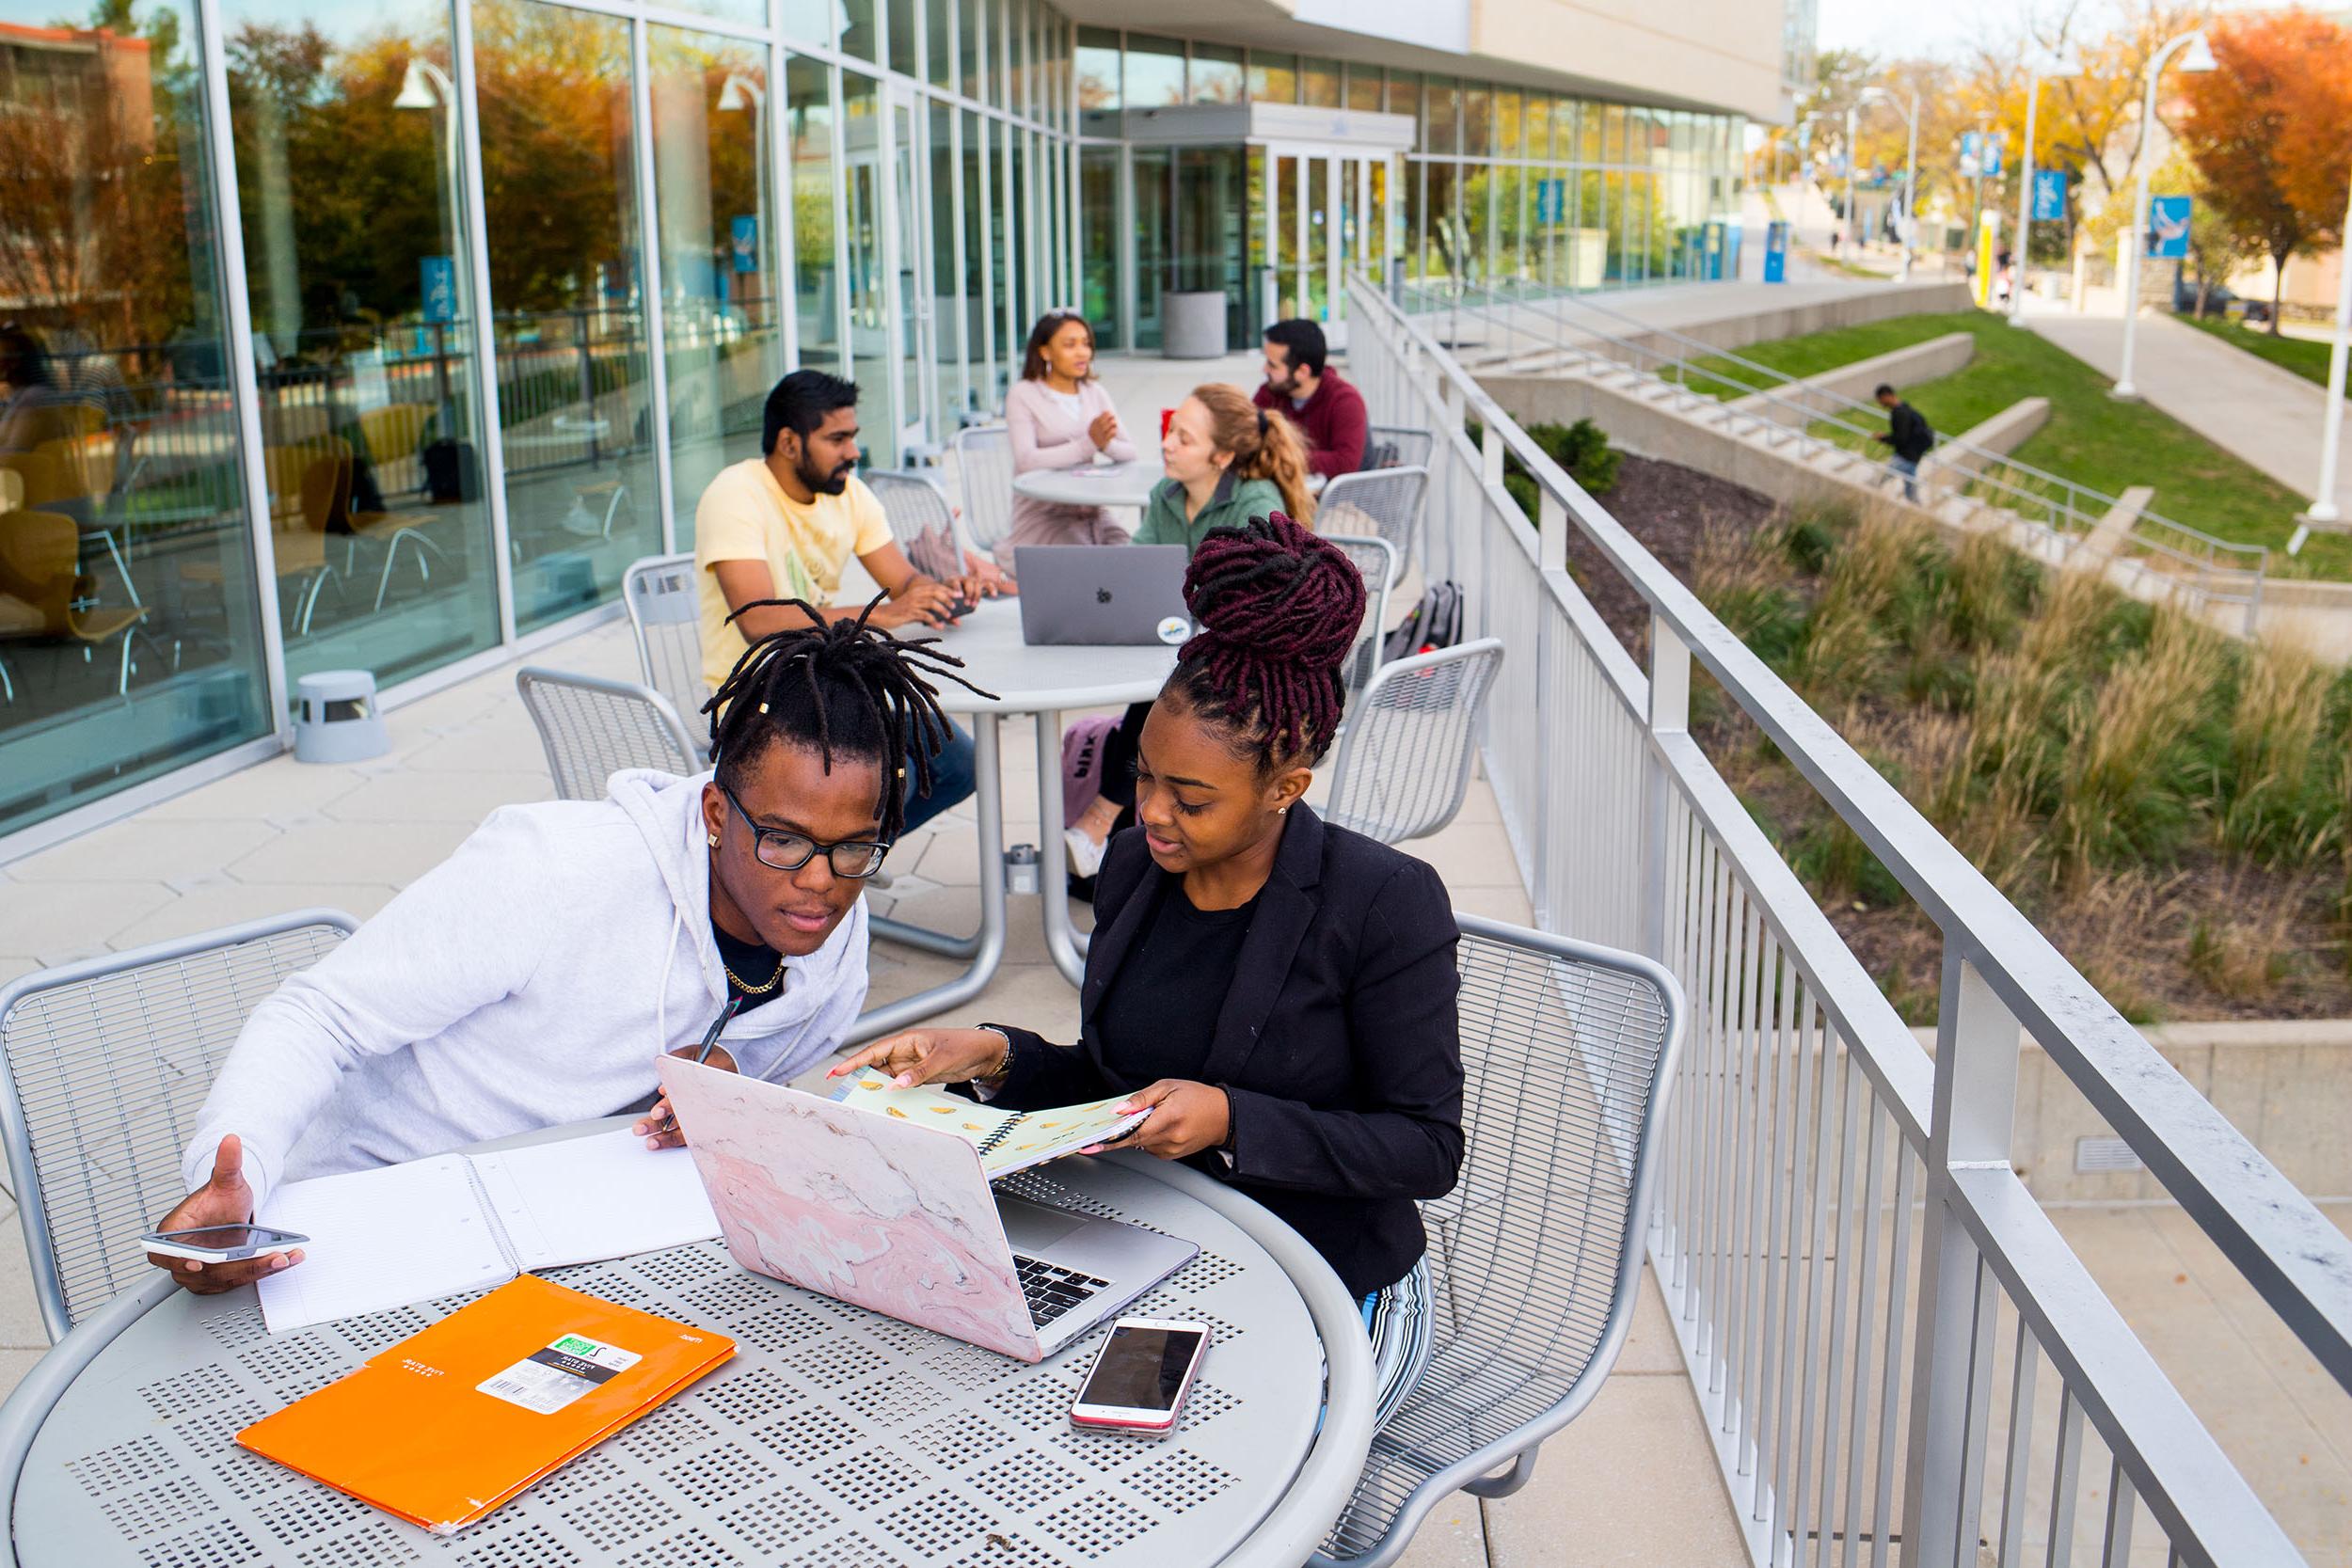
[833,1069,1151,1178]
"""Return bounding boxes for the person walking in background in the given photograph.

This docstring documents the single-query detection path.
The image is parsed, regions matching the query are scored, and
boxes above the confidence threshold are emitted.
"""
[1255,318,1367,480]
[1872,383,1934,502]
[1002,309,1136,569]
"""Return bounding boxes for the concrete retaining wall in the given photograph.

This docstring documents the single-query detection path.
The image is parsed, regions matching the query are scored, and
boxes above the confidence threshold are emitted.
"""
[1617,278,1973,364]
[1919,397,2051,497]
[1728,331,1976,431]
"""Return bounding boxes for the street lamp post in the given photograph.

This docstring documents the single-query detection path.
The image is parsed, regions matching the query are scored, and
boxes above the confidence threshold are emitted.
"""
[1860,87,1917,279]
[2010,55,2080,326]
[718,75,771,338]
[2289,164,2352,552]
[395,59,460,431]
[2113,29,2217,400]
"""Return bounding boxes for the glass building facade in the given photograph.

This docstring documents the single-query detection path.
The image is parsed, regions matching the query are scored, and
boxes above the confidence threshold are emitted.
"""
[0,0,1743,845]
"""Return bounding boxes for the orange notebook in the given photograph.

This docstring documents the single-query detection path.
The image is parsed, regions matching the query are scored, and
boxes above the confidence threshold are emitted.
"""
[238,1275,734,1534]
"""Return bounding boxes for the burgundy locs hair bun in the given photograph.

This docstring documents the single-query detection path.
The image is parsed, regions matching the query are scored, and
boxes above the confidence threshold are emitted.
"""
[1173,514,1368,759]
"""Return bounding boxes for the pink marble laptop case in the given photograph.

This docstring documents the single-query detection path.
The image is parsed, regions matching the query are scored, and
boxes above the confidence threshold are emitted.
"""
[655,1056,1041,1361]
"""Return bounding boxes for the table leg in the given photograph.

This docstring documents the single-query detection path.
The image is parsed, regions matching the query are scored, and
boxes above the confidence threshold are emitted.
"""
[846,713,1009,1042]
[1035,706,1091,988]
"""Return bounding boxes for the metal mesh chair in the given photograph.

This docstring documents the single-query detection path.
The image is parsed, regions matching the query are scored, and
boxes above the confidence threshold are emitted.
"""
[623,552,711,761]
[1323,533,1397,710]
[1313,914,1684,1566]
[1364,423,1435,472]
[0,911,358,1339]
[954,424,1015,554]
[1323,638,1503,844]
[516,667,702,801]
[866,468,972,580]
[1316,465,1428,590]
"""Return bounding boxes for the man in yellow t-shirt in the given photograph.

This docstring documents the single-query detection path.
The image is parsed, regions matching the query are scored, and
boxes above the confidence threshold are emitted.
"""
[696,369,995,832]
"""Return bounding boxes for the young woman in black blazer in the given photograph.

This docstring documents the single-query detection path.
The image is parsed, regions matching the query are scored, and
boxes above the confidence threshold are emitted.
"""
[837,515,1464,1428]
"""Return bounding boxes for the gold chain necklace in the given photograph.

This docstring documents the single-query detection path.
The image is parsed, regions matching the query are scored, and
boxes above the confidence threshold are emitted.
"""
[723,948,787,996]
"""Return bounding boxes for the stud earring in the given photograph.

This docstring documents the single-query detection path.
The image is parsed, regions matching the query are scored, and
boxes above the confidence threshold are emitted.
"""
[707,832,720,847]
[1278,805,1289,816]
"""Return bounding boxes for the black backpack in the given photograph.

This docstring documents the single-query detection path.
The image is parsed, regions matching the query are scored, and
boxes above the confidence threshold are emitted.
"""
[1381,580,1464,665]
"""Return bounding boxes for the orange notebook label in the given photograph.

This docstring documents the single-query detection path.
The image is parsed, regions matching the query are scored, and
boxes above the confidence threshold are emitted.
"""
[237,1275,734,1533]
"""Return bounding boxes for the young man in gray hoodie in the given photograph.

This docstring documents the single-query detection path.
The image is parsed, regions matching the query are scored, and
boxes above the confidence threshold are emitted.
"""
[150,610,986,1294]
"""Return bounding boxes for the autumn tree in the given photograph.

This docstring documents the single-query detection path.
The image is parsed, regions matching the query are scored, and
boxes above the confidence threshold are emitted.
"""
[2026,0,2207,226]
[2178,9,2352,333]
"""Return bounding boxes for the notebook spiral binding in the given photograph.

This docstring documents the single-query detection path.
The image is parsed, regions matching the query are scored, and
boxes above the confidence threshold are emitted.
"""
[975,1118,1025,1156]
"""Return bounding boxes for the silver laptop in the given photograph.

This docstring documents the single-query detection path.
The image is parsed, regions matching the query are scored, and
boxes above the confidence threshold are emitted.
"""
[656,1056,1197,1363]
[1014,545,1191,646]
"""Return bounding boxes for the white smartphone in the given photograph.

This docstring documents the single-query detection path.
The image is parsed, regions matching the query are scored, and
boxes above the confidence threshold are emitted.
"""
[140,1223,309,1265]
[1068,1317,1211,1435]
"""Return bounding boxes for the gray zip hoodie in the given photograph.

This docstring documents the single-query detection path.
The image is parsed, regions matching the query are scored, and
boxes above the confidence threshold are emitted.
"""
[180,768,869,1211]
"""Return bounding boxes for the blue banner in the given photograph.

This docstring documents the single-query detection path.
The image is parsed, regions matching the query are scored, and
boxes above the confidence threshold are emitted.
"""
[1764,220,1788,284]
[1535,178,1565,226]
[2149,195,2192,259]
[420,256,455,324]
[1983,138,2002,177]
[2031,169,2066,223]
[731,214,761,273]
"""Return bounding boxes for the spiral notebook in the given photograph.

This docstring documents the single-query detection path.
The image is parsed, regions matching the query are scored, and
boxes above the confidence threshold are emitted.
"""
[832,1069,1151,1179]
[253,1131,721,1335]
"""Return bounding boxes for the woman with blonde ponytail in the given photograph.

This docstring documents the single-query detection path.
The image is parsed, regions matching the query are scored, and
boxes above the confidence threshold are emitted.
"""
[1134,383,1315,555]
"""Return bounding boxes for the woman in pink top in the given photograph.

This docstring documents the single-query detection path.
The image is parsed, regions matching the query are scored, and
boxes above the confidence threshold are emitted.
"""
[1000,309,1136,568]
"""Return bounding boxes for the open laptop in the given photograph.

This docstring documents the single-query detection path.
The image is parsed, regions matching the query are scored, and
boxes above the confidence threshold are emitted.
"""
[656,1056,1197,1363]
[1014,545,1191,646]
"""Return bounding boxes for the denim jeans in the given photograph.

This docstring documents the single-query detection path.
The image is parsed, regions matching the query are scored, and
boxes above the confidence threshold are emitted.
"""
[1890,454,1920,502]
[901,721,976,832]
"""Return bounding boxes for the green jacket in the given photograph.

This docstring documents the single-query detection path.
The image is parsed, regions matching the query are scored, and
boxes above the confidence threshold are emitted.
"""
[1132,472,1286,556]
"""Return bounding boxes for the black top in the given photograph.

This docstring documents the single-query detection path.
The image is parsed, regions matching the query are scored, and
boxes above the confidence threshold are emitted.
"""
[1094,881,1261,1085]
[984,804,1465,1299]
[711,920,787,1013]
[1885,401,1934,462]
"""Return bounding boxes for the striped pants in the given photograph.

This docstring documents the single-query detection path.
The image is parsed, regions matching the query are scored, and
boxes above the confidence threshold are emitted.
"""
[1360,1255,1437,1433]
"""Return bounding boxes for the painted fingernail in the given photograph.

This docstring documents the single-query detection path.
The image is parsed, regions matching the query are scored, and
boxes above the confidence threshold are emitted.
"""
[270,1255,289,1270]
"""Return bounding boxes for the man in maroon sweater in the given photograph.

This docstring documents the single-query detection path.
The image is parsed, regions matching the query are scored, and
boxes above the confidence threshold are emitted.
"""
[1254,319,1368,481]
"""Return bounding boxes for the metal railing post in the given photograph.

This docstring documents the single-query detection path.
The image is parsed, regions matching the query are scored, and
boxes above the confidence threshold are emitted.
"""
[1643,614,1691,966]
[1900,950,2022,1567]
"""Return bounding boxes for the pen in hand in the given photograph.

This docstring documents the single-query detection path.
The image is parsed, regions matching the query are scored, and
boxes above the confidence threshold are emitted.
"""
[653,994,746,1141]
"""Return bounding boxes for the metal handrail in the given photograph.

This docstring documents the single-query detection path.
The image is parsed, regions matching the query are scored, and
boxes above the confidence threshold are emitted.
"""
[1357,268,2348,1372]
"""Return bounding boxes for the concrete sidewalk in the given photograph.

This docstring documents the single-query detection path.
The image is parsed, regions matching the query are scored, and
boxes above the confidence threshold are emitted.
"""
[2028,312,2344,515]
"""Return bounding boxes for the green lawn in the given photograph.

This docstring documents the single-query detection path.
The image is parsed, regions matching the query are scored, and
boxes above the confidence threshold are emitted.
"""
[2178,313,2337,388]
[1673,311,2351,578]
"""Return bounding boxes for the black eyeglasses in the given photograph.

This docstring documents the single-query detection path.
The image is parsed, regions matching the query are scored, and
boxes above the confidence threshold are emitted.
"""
[720,785,890,879]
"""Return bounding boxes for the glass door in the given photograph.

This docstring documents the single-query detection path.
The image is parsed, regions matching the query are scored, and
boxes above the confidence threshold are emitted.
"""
[1263,145,1398,348]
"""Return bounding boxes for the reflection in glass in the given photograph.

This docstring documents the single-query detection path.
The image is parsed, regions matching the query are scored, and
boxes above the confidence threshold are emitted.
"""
[1117,36,1178,107]
[1079,147,1119,349]
[224,0,500,689]
[1424,78,1457,155]
[959,107,991,404]
[1187,41,1240,104]
[838,69,890,463]
[649,27,780,551]
[1132,146,1168,351]
[958,0,980,101]
[787,53,841,379]
[930,100,962,414]
[885,0,914,79]
[1248,51,1295,105]
[1345,65,1381,115]
[0,0,271,835]
[925,0,950,91]
[1301,58,1338,109]
[475,0,657,632]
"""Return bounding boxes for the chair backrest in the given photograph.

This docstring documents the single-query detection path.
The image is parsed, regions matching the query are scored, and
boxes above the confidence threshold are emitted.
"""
[1319,915,1682,1563]
[1316,465,1427,589]
[1321,532,1397,710]
[0,911,358,1338]
[866,469,967,579]
[622,552,711,757]
[0,510,79,634]
[1322,638,1503,845]
[1364,424,1435,473]
[953,424,1014,552]
[516,666,703,801]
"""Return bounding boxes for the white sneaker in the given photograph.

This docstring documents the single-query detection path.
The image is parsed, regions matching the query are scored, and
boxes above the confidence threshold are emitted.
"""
[1064,826,1107,879]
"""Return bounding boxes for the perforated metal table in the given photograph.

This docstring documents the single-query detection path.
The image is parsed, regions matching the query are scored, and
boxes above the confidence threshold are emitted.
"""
[0,1144,1374,1568]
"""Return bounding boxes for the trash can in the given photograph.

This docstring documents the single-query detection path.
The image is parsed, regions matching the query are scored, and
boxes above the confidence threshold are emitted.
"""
[293,670,389,764]
[1161,291,1229,360]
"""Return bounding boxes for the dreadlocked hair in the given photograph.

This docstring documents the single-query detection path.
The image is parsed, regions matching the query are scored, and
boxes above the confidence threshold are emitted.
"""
[1164,513,1365,772]
[707,596,996,839]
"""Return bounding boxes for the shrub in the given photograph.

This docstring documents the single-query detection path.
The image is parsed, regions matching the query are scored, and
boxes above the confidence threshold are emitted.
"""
[1470,417,1622,524]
